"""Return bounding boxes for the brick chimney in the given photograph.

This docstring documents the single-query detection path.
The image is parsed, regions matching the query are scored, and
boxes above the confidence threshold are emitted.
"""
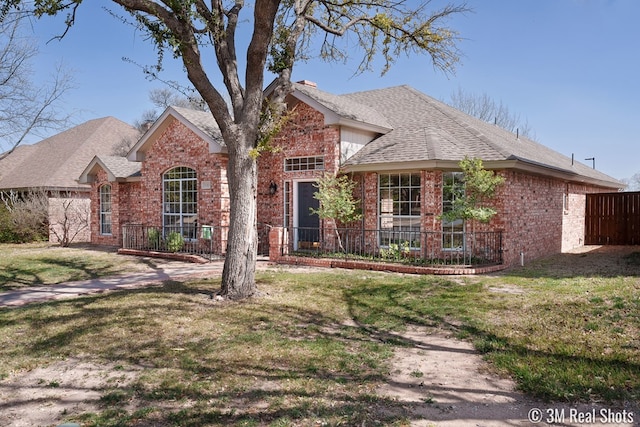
[297,80,317,88]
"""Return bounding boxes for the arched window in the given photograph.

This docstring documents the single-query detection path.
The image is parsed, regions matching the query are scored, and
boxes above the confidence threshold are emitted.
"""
[163,166,197,239]
[99,185,112,235]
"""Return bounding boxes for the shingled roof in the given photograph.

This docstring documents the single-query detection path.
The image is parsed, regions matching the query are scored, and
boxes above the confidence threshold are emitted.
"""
[127,106,224,162]
[78,155,142,184]
[295,84,621,189]
[292,82,393,132]
[0,117,140,192]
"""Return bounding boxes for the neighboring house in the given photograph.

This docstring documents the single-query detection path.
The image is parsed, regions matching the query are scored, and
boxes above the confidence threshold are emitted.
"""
[0,117,140,243]
[78,81,623,268]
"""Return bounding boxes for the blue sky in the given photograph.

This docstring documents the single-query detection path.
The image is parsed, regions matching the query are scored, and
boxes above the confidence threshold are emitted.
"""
[29,0,639,181]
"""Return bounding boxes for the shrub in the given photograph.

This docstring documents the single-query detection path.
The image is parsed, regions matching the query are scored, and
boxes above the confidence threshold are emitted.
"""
[147,228,162,250]
[166,232,185,252]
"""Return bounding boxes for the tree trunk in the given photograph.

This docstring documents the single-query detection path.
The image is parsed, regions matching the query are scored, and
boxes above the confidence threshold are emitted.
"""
[220,131,258,299]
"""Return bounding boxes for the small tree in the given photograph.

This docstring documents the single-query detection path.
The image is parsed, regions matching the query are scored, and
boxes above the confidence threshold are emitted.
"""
[48,193,90,247]
[439,156,505,226]
[311,174,362,252]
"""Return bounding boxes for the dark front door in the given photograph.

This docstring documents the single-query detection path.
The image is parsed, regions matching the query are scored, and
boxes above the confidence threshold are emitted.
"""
[297,181,320,249]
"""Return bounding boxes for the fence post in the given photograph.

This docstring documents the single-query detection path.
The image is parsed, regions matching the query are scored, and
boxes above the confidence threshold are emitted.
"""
[269,227,288,261]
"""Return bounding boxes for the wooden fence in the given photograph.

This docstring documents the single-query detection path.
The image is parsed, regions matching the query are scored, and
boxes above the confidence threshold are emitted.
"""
[585,192,640,245]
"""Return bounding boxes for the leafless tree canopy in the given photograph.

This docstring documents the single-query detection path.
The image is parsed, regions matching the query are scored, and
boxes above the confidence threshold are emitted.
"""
[0,189,48,242]
[622,173,640,192]
[449,88,535,140]
[0,13,74,160]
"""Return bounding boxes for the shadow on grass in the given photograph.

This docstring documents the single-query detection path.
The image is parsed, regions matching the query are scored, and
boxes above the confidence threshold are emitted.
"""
[0,256,126,291]
[500,246,640,279]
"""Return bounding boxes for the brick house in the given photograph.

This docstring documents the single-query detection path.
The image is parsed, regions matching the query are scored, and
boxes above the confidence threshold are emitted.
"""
[79,81,623,268]
[0,117,140,243]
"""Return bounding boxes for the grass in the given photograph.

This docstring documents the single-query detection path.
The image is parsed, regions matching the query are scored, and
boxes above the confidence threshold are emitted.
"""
[0,244,639,425]
[0,242,160,292]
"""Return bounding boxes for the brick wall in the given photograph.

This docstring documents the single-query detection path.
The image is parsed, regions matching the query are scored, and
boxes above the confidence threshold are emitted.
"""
[487,170,612,266]
[88,118,230,246]
[257,101,341,228]
[87,169,138,247]
[561,182,610,252]
[354,167,614,268]
[138,118,229,229]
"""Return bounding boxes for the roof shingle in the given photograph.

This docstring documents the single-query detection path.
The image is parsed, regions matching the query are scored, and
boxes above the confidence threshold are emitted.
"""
[325,85,621,187]
[0,117,140,191]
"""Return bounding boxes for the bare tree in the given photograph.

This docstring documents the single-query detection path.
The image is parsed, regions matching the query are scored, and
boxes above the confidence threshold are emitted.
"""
[1,189,90,245]
[3,0,468,299]
[449,88,535,140]
[0,12,74,160]
[48,192,90,247]
[132,87,209,129]
[621,173,640,192]
[0,189,48,242]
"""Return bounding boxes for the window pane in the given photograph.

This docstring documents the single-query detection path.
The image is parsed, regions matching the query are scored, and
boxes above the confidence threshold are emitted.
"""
[99,185,112,235]
[163,167,197,240]
[378,173,421,249]
[442,172,465,249]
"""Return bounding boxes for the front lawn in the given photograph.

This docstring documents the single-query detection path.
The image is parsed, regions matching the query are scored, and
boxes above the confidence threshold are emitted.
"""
[0,244,638,425]
[0,242,160,292]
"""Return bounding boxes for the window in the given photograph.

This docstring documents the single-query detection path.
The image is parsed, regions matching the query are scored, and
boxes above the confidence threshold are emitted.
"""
[285,156,324,171]
[284,181,291,228]
[378,173,421,248]
[442,172,465,249]
[99,185,112,235]
[163,166,197,239]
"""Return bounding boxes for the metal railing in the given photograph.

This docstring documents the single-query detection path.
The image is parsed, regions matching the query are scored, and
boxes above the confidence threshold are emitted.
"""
[121,223,271,261]
[121,224,228,261]
[282,227,503,268]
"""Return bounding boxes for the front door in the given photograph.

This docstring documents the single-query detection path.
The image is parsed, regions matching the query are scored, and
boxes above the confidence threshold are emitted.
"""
[296,181,320,249]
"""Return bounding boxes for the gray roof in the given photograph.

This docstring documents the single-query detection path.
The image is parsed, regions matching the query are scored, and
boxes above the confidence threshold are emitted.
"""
[98,156,142,179]
[303,85,621,188]
[0,117,140,191]
[170,106,224,146]
[293,82,392,130]
[77,155,141,184]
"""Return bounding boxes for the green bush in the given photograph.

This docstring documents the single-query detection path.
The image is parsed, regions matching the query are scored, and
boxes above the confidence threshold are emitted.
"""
[147,228,162,250]
[166,232,185,252]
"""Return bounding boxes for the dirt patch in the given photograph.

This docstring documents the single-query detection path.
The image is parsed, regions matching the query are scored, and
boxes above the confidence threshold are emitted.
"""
[377,245,640,427]
[378,326,539,426]
[0,358,140,427]
[378,326,637,427]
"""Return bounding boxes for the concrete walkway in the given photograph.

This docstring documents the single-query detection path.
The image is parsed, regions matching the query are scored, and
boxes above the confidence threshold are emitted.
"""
[0,259,273,308]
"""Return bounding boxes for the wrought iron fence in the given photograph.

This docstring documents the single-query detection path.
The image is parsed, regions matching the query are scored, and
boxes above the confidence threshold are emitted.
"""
[121,224,228,261]
[282,227,503,268]
[121,223,272,261]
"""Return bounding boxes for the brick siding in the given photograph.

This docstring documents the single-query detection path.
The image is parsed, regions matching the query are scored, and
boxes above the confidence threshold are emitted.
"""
[86,99,615,270]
